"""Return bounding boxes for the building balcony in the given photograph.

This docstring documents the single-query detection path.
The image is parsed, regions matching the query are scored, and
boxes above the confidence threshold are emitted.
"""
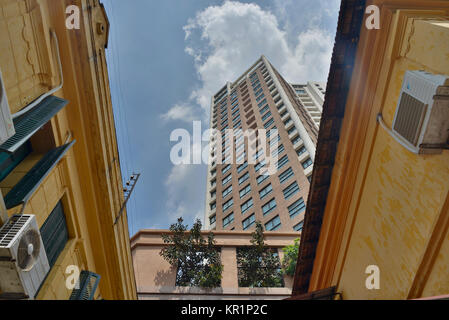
[288,129,299,140]
[275,99,284,108]
[281,113,290,122]
[304,164,313,177]
[285,120,294,131]
[278,105,287,114]
[293,139,304,151]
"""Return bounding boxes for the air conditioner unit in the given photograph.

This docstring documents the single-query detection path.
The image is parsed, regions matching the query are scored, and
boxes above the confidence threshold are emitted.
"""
[392,70,449,154]
[0,215,50,299]
[0,70,15,144]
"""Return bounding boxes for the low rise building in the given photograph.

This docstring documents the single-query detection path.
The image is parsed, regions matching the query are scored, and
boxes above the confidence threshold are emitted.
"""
[132,229,299,300]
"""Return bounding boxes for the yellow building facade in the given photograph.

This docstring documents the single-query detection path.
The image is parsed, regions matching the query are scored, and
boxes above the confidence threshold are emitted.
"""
[293,0,449,299]
[0,0,136,299]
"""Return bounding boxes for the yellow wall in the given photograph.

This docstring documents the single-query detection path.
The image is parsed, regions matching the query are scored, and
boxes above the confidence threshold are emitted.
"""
[0,0,136,300]
[338,12,449,299]
[307,2,449,300]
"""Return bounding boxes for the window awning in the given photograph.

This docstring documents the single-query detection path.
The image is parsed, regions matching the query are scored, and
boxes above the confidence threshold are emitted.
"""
[70,271,101,300]
[0,95,68,153]
[4,141,75,209]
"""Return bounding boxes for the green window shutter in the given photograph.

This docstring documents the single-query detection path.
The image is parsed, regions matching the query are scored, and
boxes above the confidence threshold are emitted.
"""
[0,141,32,181]
[4,141,75,209]
[0,95,68,153]
[70,271,101,300]
[40,201,68,268]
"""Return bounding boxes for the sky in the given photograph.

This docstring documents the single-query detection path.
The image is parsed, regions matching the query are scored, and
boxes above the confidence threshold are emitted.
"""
[102,0,341,235]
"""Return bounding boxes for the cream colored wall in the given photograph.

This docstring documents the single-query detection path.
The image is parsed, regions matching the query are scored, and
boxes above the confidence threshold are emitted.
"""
[336,17,449,299]
[132,230,298,299]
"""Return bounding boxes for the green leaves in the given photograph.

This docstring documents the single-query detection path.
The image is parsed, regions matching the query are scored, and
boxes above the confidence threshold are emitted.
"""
[237,222,284,288]
[160,218,223,288]
[281,237,300,277]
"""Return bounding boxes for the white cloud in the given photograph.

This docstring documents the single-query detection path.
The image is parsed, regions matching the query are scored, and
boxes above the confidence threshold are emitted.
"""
[164,163,207,225]
[183,1,334,116]
[160,103,198,123]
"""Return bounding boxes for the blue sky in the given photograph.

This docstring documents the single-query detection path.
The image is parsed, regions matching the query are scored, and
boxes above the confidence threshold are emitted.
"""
[102,0,340,235]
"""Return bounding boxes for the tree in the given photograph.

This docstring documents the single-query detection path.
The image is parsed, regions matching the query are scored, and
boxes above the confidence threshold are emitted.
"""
[281,238,300,277]
[236,222,283,287]
[160,218,223,288]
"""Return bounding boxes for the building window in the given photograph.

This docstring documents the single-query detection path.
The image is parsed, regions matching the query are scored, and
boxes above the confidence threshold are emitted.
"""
[293,221,303,232]
[261,111,272,122]
[297,146,307,156]
[210,202,216,210]
[258,99,267,108]
[222,174,232,186]
[256,94,265,102]
[264,118,274,129]
[262,198,277,216]
[241,198,253,214]
[239,184,251,198]
[222,164,231,175]
[287,127,296,135]
[223,212,234,228]
[254,160,266,172]
[272,144,284,157]
[277,155,289,170]
[265,215,281,231]
[223,198,234,212]
[283,181,300,200]
[40,201,69,268]
[237,161,248,173]
[259,183,273,200]
[302,158,313,169]
[256,174,269,185]
[292,135,301,145]
[236,151,246,163]
[222,185,232,198]
[288,198,306,218]
[279,167,294,184]
[210,215,216,225]
[269,135,281,147]
[242,213,256,230]
[259,105,269,114]
[238,172,250,185]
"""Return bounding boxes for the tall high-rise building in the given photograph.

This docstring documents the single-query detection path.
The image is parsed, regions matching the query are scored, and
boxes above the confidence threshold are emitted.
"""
[204,56,324,232]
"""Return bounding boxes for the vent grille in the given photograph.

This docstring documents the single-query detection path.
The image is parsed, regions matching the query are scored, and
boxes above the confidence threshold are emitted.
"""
[393,92,427,146]
[0,215,31,247]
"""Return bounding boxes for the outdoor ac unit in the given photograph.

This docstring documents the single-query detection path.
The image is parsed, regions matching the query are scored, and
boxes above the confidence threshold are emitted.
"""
[0,215,50,299]
[0,70,15,144]
[392,70,449,154]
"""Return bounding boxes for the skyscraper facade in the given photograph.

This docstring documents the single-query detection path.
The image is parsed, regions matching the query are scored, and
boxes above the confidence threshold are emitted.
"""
[204,56,323,232]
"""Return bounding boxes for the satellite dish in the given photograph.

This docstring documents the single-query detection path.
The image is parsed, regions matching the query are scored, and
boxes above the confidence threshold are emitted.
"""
[17,229,41,271]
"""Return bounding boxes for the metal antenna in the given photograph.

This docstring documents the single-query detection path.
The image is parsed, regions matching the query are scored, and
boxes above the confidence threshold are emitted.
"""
[114,173,141,225]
